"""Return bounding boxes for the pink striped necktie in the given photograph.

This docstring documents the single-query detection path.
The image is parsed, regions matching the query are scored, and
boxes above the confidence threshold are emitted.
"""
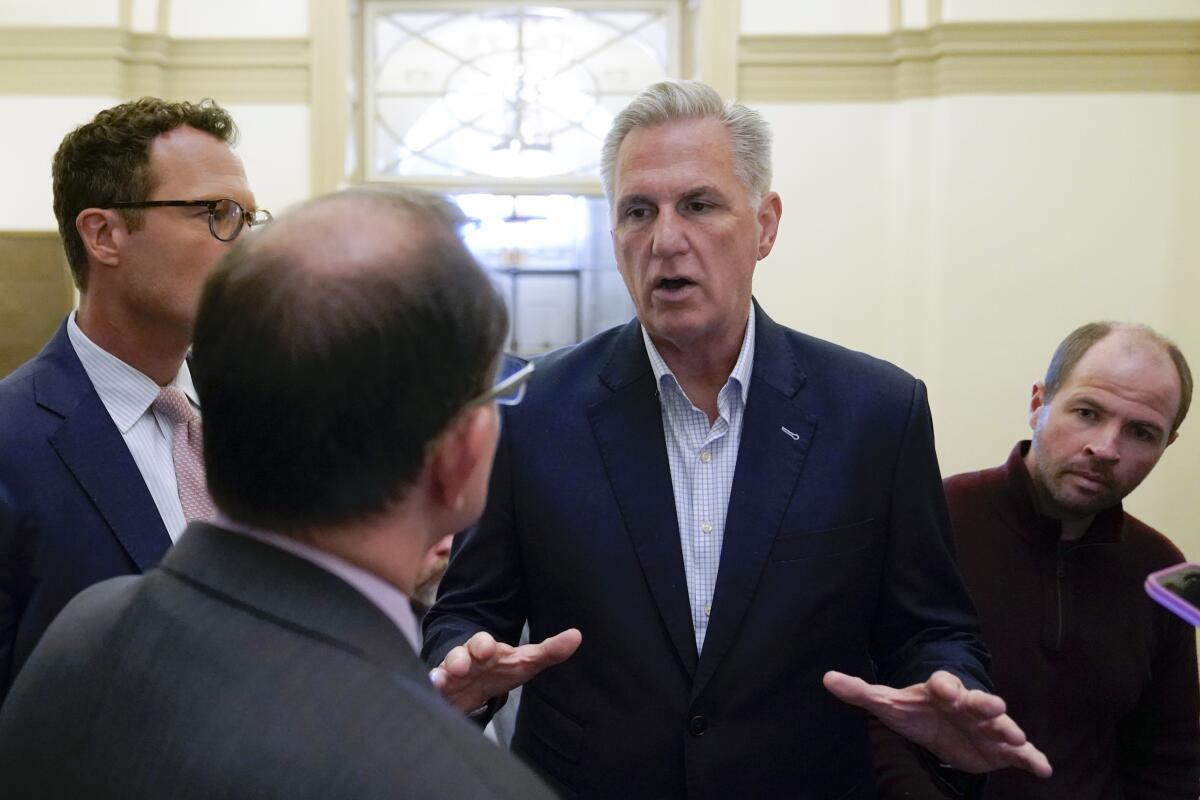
[152,386,217,523]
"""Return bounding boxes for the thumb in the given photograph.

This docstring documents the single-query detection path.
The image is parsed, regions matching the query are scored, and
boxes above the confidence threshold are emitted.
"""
[823,671,866,701]
[536,628,582,664]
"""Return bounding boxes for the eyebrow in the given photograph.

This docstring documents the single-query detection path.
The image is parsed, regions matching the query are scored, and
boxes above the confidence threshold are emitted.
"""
[616,193,654,213]
[1072,395,1167,436]
[681,185,720,200]
[616,186,724,212]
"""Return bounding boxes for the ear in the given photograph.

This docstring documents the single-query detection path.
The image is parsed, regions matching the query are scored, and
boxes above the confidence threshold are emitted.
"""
[76,208,125,271]
[1028,382,1046,431]
[426,405,497,516]
[755,191,782,260]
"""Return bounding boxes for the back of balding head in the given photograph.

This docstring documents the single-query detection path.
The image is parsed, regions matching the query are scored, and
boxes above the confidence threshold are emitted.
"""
[191,187,508,535]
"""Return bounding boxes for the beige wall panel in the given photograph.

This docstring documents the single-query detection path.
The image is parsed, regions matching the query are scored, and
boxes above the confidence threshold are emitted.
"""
[169,0,307,38]
[753,102,899,352]
[742,0,891,35]
[0,233,73,379]
[0,0,119,27]
[756,93,1200,558]
[740,23,1200,102]
[0,29,309,102]
[944,0,1200,23]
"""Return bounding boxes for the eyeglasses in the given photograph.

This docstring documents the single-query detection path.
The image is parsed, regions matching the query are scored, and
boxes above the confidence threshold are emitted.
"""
[104,199,272,242]
[472,354,534,407]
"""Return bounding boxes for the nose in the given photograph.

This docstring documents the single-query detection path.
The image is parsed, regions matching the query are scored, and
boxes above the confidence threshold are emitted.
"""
[1084,425,1121,464]
[650,209,688,259]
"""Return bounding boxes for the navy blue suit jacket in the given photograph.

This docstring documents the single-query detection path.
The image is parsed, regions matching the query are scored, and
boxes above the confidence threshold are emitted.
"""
[0,319,170,699]
[424,304,989,800]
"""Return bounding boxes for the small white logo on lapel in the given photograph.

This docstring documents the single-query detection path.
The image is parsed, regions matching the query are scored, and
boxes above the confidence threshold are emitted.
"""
[781,426,800,441]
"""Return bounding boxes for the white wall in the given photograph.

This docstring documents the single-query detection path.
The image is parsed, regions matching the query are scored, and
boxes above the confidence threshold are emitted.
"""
[169,0,307,38]
[0,98,310,231]
[223,103,312,215]
[757,93,1200,557]
[0,96,120,230]
[741,0,890,35]
[0,0,118,26]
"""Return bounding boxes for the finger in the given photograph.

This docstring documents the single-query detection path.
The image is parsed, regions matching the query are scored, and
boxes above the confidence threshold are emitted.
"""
[960,687,1006,720]
[532,628,582,665]
[465,631,499,667]
[973,711,1028,747]
[441,644,474,678]
[1006,740,1053,779]
[928,672,1006,721]
[823,671,889,710]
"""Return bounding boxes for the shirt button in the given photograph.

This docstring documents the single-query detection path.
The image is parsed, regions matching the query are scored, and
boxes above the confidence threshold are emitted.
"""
[701,521,713,534]
[699,451,712,463]
[703,604,711,616]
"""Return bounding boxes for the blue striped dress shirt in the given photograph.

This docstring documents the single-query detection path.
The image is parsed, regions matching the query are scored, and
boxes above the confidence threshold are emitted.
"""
[641,311,755,652]
[67,313,197,542]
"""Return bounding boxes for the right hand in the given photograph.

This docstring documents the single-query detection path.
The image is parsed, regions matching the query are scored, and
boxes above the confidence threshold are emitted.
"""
[429,628,582,713]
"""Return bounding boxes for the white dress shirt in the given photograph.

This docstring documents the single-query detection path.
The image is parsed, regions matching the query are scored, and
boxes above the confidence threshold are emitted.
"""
[67,313,196,541]
[641,311,755,652]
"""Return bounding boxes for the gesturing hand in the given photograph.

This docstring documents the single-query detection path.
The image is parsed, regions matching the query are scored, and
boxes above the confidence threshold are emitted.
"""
[430,628,582,713]
[824,669,1052,778]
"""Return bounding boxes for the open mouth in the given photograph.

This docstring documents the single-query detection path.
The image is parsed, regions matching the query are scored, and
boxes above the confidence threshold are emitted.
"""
[657,277,695,291]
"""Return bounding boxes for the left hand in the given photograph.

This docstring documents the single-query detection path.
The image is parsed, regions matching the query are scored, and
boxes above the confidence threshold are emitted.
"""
[823,669,1052,778]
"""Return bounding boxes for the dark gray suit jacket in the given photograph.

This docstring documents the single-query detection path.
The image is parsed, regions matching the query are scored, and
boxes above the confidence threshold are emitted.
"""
[0,522,556,800]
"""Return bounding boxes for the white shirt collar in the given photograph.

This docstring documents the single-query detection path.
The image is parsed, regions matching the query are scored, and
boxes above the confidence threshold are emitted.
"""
[67,312,199,434]
[641,308,756,406]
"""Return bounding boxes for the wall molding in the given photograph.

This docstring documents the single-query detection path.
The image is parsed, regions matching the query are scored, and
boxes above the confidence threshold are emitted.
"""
[0,27,309,103]
[741,21,1200,101]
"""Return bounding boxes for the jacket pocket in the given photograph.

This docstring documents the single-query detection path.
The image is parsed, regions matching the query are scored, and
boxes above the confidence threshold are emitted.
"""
[522,686,584,764]
[770,518,878,563]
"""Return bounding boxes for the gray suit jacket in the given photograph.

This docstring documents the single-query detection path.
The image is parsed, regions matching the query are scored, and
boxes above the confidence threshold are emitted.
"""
[0,522,555,800]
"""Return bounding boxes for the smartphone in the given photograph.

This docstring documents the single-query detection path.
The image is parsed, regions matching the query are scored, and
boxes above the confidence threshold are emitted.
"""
[1145,562,1200,626]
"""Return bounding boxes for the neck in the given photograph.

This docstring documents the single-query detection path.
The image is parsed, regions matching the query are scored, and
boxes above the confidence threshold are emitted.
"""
[76,295,190,386]
[300,512,432,597]
[652,319,747,424]
[1058,517,1094,542]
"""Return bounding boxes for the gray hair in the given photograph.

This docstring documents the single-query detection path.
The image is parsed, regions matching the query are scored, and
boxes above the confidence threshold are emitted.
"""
[600,80,773,205]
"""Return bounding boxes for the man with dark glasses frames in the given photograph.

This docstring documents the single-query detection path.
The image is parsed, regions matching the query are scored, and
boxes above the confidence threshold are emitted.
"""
[0,188,556,799]
[0,97,267,701]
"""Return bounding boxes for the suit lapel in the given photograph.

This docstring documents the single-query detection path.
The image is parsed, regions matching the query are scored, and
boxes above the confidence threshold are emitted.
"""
[36,322,171,571]
[588,321,699,678]
[692,305,816,698]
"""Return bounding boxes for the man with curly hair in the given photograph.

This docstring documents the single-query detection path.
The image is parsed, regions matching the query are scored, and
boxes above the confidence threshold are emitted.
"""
[0,97,266,700]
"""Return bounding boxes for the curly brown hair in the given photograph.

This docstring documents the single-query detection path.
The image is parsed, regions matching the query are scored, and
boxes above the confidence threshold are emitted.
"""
[52,97,238,289]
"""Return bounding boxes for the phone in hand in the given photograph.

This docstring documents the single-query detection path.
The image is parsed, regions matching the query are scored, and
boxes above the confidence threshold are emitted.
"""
[1145,562,1200,626]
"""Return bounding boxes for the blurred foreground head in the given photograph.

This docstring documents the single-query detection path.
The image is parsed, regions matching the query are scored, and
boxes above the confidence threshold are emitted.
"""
[191,188,508,537]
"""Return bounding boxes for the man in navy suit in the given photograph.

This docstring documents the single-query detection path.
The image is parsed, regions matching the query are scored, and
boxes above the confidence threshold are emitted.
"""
[0,97,266,699]
[424,81,1052,798]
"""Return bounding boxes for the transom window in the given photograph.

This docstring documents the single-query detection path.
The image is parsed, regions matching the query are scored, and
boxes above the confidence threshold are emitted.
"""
[364,2,676,185]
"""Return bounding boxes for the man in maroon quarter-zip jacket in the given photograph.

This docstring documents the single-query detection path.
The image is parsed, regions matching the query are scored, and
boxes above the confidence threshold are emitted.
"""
[873,321,1200,800]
